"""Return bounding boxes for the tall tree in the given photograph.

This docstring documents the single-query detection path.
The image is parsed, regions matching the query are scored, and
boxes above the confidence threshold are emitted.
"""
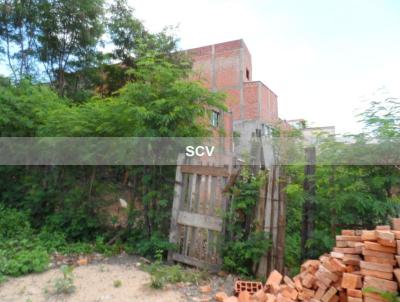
[36,0,104,95]
[107,0,145,67]
[0,0,39,81]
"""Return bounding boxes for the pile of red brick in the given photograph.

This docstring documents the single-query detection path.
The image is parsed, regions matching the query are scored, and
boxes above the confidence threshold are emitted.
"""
[215,219,400,302]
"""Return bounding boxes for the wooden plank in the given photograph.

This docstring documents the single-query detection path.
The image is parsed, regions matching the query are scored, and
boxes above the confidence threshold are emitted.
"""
[178,211,222,232]
[181,164,230,177]
[276,167,287,272]
[189,174,201,258]
[272,166,280,271]
[171,252,220,272]
[207,176,217,259]
[183,173,197,256]
[197,174,208,260]
[168,154,185,263]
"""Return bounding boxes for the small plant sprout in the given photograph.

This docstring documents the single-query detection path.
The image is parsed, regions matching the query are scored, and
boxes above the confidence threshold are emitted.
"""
[113,280,122,288]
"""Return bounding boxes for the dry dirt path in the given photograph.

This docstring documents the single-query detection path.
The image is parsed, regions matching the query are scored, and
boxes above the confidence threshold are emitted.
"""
[0,260,185,302]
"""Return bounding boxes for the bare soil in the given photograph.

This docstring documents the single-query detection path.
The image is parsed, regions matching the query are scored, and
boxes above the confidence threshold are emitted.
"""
[0,258,185,302]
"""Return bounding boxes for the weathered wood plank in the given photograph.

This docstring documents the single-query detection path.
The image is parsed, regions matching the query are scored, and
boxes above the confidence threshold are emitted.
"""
[172,253,220,272]
[177,211,223,232]
[168,154,185,263]
[181,165,230,177]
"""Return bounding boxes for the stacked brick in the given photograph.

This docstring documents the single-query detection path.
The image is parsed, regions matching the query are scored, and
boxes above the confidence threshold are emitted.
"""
[216,219,400,302]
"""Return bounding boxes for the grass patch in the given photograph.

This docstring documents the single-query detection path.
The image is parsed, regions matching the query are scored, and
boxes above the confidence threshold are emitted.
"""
[143,251,209,289]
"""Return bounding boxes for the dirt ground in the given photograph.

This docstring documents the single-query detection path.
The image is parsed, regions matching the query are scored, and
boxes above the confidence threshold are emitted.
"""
[0,258,185,302]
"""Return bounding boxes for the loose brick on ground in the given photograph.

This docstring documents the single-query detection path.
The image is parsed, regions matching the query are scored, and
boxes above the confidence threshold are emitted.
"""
[215,292,228,302]
[362,248,395,259]
[376,230,395,241]
[238,291,251,302]
[363,255,397,265]
[347,297,362,302]
[361,230,378,241]
[276,293,295,302]
[393,268,400,285]
[280,285,298,300]
[298,288,315,301]
[321,287,337,302]
[360,268,393,280]
[364,241,396,253]
[341,273,361,289]
[314,287,326,300]
[336,236,362,242]
[342,254,361,266]
[223,297,239,302]
[284,276,296,289]
[302,273,316,288]
[333,247,361,255]
[329,295,339,302]
[363,292,389,302]
[359,260,394,272]
[347,289,362,298]
[376,225,391,231]
[363,276,398,292]
[330,252,344,259]
[266,270,283,292]
[377,238,396,247]
[252,290,267,302]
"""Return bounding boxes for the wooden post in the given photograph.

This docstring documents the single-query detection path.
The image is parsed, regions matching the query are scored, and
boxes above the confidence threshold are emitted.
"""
[301,147,316,261]
[168,153,185,264]
[276,166,287,272]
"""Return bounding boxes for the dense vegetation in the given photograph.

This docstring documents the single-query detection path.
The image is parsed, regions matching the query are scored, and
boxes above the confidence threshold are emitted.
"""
[284,97,400,275]
[0,0,226,283]
[0,0,399,283]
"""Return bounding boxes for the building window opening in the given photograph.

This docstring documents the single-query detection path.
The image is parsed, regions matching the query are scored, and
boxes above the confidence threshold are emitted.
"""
[211,110,220,127]
[246,68,250,80]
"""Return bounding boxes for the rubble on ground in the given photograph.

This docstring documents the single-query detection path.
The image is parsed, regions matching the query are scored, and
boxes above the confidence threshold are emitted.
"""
[215,218,400,302]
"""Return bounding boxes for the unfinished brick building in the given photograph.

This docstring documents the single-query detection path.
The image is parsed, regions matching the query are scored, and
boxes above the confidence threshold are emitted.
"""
[186,39,281,165]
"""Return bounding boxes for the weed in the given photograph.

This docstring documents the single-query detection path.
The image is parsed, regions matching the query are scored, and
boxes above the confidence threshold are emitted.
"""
[113,280,122,288]
[144,250,208,289]
[99,264,108,272]
[53,265,75,295]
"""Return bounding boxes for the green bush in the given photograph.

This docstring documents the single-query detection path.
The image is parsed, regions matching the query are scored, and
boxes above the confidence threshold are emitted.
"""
[125,232,176,259]
[0,206,50,277]
[144,251,208,289]
[222,231,270,277]
[0,205,32,240]
[0,248,49,276]
[223,169,270,276]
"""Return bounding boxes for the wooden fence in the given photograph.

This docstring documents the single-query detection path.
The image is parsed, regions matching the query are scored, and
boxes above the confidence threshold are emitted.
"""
[168,154,232,272]
[168,154,286,277]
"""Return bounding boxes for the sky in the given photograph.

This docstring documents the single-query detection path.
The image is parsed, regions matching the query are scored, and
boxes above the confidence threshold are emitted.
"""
[129,0,400,134]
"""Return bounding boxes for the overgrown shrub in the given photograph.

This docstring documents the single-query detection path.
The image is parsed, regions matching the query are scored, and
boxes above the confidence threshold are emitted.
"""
[223,168,271,276]
[144,251,208,289]
[223,231,270,276]
[0,206,50,277]
[124,231,176,259]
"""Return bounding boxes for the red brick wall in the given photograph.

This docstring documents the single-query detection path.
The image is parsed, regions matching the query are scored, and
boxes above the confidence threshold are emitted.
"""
[188,39,279,134]
[260,83,279,124]
[243,82,259,120]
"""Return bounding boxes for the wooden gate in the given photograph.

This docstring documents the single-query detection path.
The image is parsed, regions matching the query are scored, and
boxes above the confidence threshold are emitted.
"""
[168,154,232,271]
